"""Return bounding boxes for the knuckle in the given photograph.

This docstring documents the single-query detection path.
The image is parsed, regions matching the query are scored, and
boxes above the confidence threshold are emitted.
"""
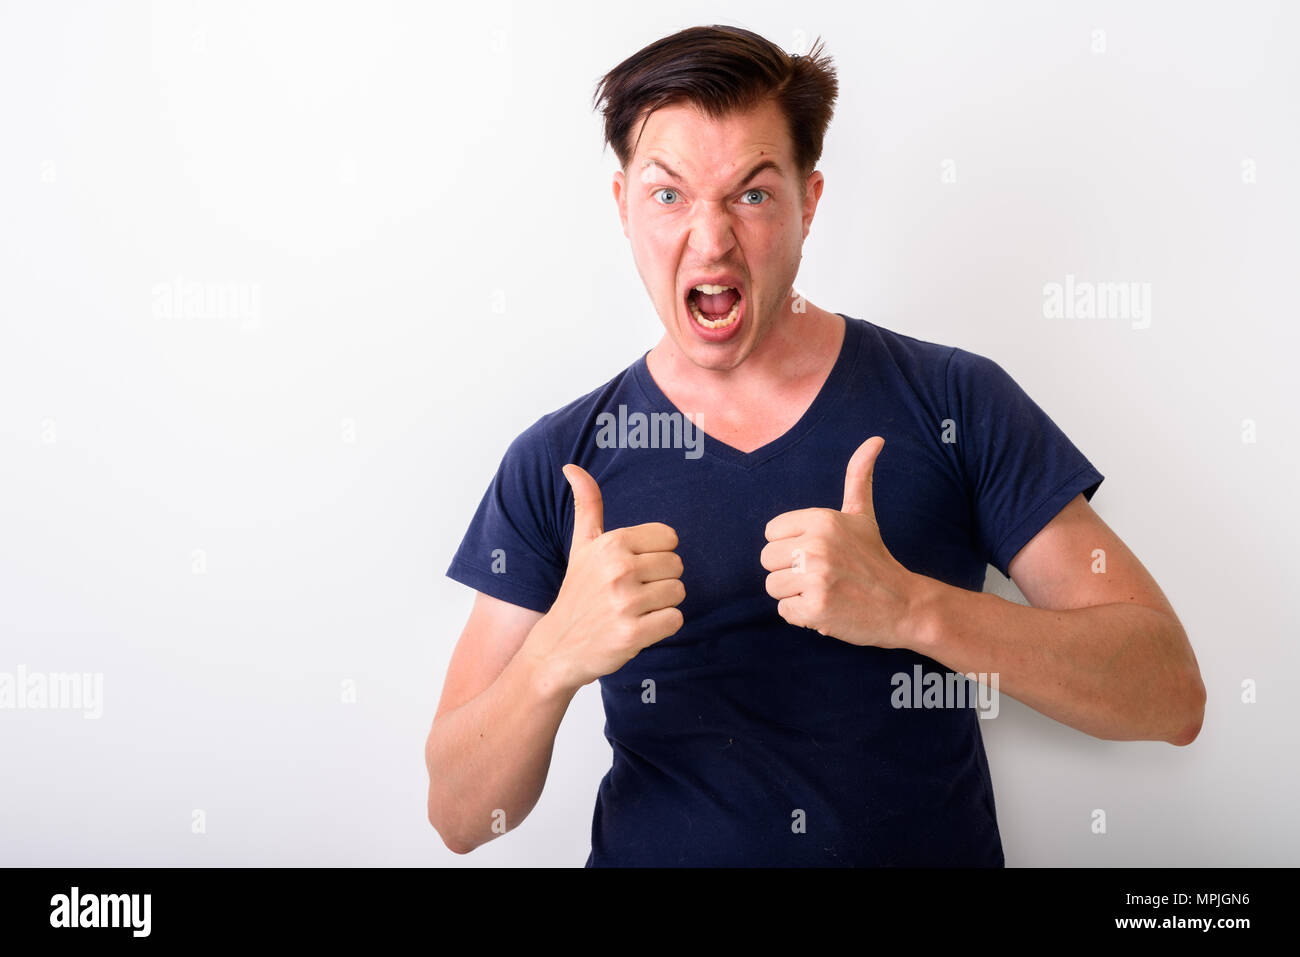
[615,619,639,648]
[612,589,638,616]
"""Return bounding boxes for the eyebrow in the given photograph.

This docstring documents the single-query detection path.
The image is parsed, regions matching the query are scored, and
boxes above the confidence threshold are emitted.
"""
[642,157,785,189]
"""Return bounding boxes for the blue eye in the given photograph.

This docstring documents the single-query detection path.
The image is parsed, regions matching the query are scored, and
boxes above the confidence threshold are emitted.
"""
[653,187,770,206]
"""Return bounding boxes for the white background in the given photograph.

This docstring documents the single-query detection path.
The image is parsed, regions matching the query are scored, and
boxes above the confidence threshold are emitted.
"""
[1,0,1296,866]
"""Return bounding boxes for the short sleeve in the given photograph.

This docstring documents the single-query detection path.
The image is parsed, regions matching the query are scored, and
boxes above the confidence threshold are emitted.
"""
[947,347,1104,579]
[444,418,567,613]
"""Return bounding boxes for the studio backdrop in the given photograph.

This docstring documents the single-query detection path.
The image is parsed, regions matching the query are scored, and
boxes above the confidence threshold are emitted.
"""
[1,0,1296,865]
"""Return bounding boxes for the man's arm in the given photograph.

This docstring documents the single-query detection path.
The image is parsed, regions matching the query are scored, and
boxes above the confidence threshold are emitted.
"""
[427,464,686,854]
[425,591,576,854]
[908,493,1206,745]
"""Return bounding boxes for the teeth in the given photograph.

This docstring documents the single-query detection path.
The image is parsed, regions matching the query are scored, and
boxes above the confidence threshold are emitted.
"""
[688,294,741,329]
[692,283,735,295]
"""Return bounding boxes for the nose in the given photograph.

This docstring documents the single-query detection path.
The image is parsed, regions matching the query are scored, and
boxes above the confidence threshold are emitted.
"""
[686,200,738,262]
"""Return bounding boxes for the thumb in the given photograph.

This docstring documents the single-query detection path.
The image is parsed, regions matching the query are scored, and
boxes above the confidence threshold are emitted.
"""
[841,436,884,517]
[562,464,604,548]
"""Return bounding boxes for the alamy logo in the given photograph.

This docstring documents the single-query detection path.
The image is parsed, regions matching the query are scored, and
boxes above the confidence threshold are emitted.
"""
[0,665,102,718]
[152,275,261,328]
[891,665,999,718]
[1042,274,1151,329]
[595,404,704,460]
[50,887,151,937]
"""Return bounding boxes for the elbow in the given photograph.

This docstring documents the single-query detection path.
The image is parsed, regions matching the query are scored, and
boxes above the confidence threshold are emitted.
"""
[435,821,476,856]
[427,798,478,855]
[1166,670,1207,747]
[425,737,477,855]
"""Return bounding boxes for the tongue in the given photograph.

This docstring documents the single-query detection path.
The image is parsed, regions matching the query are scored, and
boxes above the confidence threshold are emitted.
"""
[694,288,739,317]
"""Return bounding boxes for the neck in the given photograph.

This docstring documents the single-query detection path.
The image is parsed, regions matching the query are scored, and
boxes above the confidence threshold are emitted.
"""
[647,301,844,398]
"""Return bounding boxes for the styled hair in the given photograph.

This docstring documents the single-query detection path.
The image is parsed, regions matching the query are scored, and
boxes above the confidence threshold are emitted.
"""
[592,25,838,186]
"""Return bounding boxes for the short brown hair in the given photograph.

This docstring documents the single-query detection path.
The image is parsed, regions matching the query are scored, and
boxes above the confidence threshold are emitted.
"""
[592,25,838,185]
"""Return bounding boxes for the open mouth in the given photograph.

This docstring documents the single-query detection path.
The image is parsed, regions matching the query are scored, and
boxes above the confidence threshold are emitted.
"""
[686,284,743,330]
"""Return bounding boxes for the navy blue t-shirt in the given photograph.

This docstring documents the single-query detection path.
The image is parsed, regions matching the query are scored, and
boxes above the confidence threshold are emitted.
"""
[445,314,1103,866]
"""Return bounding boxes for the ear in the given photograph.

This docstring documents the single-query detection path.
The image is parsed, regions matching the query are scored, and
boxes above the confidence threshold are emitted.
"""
[612,168,629,238]
[800,169,824,241]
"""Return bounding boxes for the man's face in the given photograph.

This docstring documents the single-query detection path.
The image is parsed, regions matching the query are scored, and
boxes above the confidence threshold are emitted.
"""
[613,97,824,371]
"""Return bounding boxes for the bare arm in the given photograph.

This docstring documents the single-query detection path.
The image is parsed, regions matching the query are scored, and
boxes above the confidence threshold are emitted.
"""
[425,591,574,854]
[426,464,684,854]
[910,495,1206,745]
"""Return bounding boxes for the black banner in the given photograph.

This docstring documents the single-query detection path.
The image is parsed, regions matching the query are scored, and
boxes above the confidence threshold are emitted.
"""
[0,866,1282,943]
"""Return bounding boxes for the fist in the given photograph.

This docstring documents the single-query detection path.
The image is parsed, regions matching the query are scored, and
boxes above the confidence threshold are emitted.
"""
[759,436,921,649]
[530,464,685,691]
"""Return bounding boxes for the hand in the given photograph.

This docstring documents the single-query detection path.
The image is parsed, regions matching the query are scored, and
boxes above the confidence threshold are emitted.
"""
[528,464,685,692]
[760,436,924,649]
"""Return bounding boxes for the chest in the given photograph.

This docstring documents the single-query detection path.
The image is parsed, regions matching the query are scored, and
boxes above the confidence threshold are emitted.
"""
[671,385,824,455]
[584,431,984,698]
[586,423,981,610]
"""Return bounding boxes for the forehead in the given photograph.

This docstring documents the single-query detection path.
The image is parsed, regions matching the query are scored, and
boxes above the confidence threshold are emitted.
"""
[632,98,793,182]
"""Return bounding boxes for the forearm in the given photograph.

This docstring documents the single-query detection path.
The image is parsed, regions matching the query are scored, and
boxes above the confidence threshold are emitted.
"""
[908,577,1205,745]
[425,621,577,853]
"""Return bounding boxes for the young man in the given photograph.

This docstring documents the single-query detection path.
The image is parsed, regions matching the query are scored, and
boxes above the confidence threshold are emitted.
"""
[426,25,1205,866]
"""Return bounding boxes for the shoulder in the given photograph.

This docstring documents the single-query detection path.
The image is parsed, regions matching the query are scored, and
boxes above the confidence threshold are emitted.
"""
[502,359,641,463]
[840,314,970,399]
[842,314,960,372]
[836,317,1034,429]
[861,319,1011,394]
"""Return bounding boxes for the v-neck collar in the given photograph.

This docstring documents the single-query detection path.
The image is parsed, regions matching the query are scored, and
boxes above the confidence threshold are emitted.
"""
[630,313,861,470]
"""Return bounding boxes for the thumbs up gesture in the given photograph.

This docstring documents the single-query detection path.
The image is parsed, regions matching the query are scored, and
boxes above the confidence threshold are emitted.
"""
[526,464,686,694]
[760,437,923,649]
